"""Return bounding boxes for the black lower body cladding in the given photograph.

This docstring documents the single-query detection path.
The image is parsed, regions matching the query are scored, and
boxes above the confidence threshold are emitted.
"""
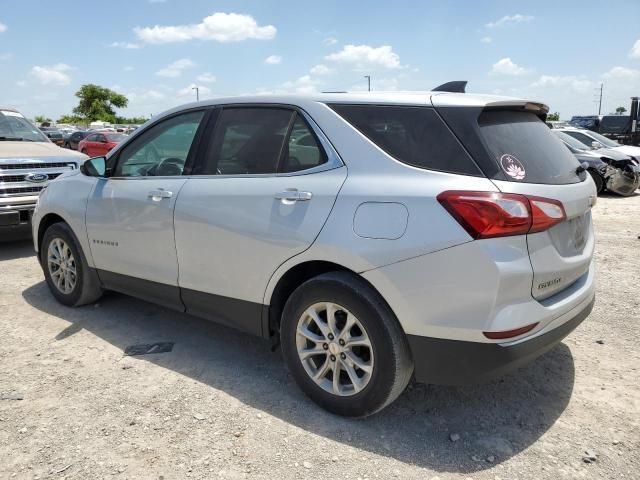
[407,296,595,385]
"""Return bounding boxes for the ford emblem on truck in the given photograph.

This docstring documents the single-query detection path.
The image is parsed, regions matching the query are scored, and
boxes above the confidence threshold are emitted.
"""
[25,173,49,183]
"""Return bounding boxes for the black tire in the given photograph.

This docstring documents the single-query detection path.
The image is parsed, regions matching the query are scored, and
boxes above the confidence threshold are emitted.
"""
[40,222,103,307]
[280,271,413,417]
[589,170,604,194]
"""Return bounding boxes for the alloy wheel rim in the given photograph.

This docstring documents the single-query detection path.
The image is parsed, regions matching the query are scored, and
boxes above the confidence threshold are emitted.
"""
[47,238,77,294]
[296,302,374,396]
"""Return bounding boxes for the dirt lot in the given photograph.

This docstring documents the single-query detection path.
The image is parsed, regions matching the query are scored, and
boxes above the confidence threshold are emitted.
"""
[1,194,639,480]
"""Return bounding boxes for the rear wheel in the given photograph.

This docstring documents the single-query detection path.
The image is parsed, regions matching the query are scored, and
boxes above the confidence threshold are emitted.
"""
[588,170,604,194]
[41,222,102,307]
[280,272,413,417]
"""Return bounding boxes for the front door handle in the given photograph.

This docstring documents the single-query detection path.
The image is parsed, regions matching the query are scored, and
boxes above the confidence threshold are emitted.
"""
[148,189,173,200]
[274,189,313,204]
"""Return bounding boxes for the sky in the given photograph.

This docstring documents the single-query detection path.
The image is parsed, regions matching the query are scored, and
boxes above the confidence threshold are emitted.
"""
[1,0,639,121]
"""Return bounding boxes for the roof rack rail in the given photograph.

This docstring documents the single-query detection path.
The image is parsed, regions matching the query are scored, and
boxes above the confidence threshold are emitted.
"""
[432,81,467,93]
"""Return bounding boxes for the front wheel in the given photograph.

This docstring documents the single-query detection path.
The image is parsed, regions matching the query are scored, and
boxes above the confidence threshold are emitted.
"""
[588,170,604,194]
[41,222,102,307]
[280,272,413,417]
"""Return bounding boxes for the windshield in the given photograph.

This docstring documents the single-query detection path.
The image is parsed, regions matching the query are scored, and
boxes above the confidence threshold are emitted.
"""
[553,131,590,151]
[106,133,127,142]
[587,130,620,148]
[0,110,49,142]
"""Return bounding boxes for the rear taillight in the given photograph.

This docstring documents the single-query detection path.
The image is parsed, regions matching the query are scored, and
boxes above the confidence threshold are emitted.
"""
[437,191,566,239]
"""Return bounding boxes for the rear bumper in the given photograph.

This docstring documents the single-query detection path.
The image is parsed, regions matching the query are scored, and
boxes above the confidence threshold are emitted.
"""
[408,295,594,385]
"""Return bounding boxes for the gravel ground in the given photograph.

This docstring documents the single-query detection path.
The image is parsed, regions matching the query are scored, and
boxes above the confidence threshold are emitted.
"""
[1,194,639,480]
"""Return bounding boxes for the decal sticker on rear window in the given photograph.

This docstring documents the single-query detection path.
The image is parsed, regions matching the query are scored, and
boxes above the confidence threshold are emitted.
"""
[500,154,526,181]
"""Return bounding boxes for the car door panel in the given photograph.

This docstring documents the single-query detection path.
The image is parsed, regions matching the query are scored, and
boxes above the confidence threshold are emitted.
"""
[86,178,187,301]
[174,167,347,334]
[84,110,207,309]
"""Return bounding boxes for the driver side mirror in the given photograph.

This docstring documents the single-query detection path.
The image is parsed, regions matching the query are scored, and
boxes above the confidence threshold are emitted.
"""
[80,156,107,177]
[591,141,602,149]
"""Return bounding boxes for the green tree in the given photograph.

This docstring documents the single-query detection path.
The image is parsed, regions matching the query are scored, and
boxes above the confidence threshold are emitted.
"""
[57,114,85,125]
[615,106,627,115]
[33,115,52,124]
[115,115,149,125]
[547,112,560,121]
[72,84,128,122]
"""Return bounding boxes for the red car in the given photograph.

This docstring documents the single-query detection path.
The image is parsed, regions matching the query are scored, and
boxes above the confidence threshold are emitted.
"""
[78,132,127,157]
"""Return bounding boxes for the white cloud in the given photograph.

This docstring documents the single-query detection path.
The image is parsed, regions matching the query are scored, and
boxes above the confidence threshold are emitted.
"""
[325,44,401,70]
[490,57,529,76]
[310,64,332,75]
[109,41,141,49]
[530,75,594,93]
[196,72,216,83]
[628,39,640,60]
[323,36,338,46]
[486,14,534,28]
[30,63,73,86]
[124,66,134,72]
[480,36,492,44]
[148,0,167,3]
[178,83,212,98]
[135,12,276,44]
[156,58,195,77]
[0,52,12,60]
[282,75,321,94]
[129,90,166,101]
[0,21,6,33]
[264,55,282,65]
[603,66,640,80]
[16,80,26,87]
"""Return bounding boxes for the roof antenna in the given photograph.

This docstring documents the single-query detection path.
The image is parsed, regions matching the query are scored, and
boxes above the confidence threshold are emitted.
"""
[432,81,467,93]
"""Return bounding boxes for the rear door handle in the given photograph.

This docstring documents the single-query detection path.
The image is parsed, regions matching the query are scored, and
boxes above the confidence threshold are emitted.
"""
[274,189,313,203]
[148,189,173,200]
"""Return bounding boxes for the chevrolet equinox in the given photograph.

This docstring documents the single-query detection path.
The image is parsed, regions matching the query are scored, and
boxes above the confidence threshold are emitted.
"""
[32,86,596,417]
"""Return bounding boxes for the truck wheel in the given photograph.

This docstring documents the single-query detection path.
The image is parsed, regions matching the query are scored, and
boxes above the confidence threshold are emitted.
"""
[280,271,413,417]
[41,222,102,307]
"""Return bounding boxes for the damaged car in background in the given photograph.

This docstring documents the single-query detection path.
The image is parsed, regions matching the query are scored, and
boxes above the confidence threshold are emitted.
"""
[553,130,640,196]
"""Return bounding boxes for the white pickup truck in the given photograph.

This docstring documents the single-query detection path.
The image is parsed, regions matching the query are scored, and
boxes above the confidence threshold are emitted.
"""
[1,107,87,241]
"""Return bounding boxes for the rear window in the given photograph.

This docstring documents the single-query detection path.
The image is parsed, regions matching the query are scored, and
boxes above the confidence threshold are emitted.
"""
[478,111,581,184]
[106,133,127,142]
[329,104,482,176]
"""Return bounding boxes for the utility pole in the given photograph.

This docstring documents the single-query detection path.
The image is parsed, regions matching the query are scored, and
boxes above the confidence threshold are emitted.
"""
[595,83,603,115]
[192,86,200,102]
[364,75,371,92]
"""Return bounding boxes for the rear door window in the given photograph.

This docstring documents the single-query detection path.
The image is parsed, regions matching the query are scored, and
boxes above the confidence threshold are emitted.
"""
[329,104,482,176]
[478,111,581,184]
[196,107,327,175]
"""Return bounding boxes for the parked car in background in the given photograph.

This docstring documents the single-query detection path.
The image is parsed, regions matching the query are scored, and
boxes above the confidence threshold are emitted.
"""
[0,107,86,240]
[33,90,596,416]
[553,130,640,195]
[39,127,65,146]
[558,127,640,159]
[78,132,127,157]
[546,121,571,129]
[64,130,89,150]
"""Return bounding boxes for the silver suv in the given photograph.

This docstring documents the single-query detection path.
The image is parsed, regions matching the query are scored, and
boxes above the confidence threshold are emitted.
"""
[32,91,597,416]
[1,107,86,240]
